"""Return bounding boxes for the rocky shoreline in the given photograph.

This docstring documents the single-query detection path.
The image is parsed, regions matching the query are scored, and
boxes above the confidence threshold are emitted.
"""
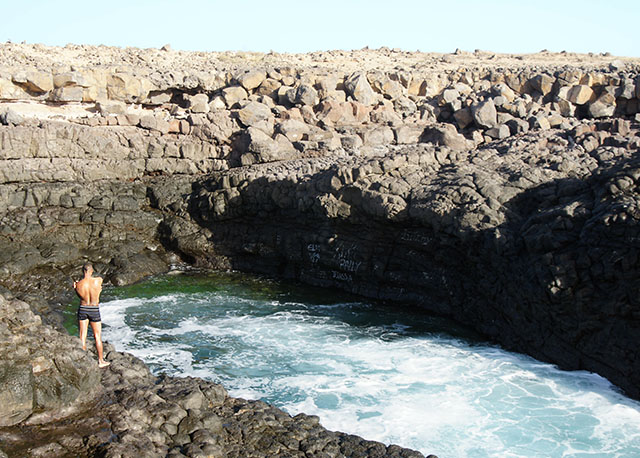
[1,43,639,456]
[0,292,427,458]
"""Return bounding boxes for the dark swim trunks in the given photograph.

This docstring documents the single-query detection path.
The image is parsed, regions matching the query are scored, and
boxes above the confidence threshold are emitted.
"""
[77,305,101,322]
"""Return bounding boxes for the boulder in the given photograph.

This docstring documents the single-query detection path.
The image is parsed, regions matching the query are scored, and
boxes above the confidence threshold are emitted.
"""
[297,84,319,106]
[453,107,473,129]
[370,104,400,125]
[617,79,636,99]
[361,126,394,146]
[486,125,510,140]
[222,86,248,108]
[315,75,339,96]
[145,91,172,105]
[408,79,428,96]
[106,74,151,103]
[349,101,371,123]
[12,71,53,93]
[471,99,498,129]
[236,101,273,133]
[341,134,363,151]
[0,78,29,100]
[556,99,576,117]
[209,96,226,111]
[51,86,84,102]
[556,85,571,101]
[53,71,92,88]
[316,100,349,125]
[276,119,310,142]
[96,100,127,116]
[530,74,555,95]
[240,127,296,164]
[393,96,417,117]
[0,108,24,126]
[530,115,551,130]
[567,85,595,105]
[277,86,294,105]
[580,73,606,86]
[394,124,425,144]
[255,78,282,98]
[491,83,516,102]
[421,124,469,151]
[139,114,158,131]
[502,99,528,118]
[380,79,405,100]
[237,70,266,91]
[547,113,565,127]
[439,88,459,107]
[188,94,210,113]
[588,92,616,118]
[344,72,377,105]
[506,117,529,135]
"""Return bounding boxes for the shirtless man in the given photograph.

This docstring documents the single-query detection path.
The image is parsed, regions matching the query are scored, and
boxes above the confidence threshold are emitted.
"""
[74,262,110,368]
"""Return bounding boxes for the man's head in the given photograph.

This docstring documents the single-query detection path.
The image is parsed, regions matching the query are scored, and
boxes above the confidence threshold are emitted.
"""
[82,262,94,275]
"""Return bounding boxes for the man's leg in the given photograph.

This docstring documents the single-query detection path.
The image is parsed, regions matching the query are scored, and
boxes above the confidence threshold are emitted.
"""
[89,320,109,367]
[79,319,89,351]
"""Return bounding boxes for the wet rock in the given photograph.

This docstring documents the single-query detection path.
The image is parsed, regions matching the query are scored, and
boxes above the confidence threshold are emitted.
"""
[0,361,33,426]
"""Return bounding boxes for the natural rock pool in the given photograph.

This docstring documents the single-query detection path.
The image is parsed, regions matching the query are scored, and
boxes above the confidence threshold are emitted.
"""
[65,271,640,457]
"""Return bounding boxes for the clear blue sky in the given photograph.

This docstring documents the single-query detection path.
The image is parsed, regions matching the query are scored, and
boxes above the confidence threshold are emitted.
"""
[3,0,639,56]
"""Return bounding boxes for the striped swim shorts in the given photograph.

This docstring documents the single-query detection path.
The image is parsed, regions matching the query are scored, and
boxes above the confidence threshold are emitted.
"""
[77,305,101,322]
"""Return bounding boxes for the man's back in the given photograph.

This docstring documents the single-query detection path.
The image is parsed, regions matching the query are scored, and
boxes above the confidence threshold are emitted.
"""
[75,276,103,305]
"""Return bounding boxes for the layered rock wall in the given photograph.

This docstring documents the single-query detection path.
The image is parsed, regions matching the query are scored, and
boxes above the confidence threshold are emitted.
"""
[161,128,640,399]
[1,44,640,456]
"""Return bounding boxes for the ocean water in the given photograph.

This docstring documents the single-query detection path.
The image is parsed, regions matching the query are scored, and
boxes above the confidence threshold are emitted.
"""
[66,271,640,457]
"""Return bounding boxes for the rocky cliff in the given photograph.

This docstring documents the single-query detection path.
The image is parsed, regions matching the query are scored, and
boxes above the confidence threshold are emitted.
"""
[1,43,639,457]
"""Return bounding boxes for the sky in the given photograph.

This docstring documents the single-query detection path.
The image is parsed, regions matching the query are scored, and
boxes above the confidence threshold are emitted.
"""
[2,0,639,57]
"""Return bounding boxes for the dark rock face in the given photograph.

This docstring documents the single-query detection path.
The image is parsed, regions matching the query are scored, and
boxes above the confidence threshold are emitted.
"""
[162,127,640,400]
[0,293,101,428]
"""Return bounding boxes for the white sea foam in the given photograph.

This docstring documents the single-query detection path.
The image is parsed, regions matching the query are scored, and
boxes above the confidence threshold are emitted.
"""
[100,290,640,457]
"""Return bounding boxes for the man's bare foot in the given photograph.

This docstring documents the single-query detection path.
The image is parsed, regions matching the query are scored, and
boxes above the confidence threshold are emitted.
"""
[98,361,110,368]
[82,344,87,351]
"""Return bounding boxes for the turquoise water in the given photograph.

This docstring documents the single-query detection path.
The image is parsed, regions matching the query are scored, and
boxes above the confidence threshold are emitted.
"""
[66,271,640,457]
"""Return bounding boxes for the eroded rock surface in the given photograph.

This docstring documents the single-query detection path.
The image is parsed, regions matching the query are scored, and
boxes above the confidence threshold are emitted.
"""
[1,43,640,457]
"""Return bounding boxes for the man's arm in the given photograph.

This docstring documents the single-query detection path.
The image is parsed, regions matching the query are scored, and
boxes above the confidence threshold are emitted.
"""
[73,281,82,299]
